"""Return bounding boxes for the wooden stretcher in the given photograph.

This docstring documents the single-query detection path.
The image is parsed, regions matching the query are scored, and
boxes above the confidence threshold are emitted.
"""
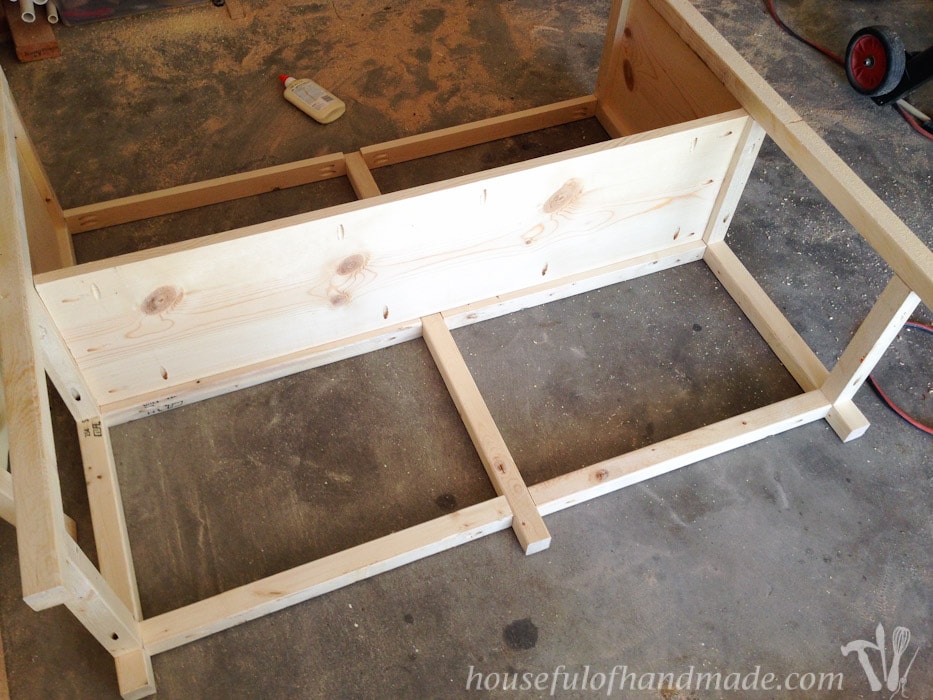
[1,0,930,696]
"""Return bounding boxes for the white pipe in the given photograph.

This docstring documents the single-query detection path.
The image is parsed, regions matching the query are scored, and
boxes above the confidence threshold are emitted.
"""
[45,0,59,23]
[897,99,931,123]
[20,0,36,23]
[33,0,47,6]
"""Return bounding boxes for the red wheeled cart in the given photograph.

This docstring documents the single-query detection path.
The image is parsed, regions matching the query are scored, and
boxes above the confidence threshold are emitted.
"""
[846,26,933,105]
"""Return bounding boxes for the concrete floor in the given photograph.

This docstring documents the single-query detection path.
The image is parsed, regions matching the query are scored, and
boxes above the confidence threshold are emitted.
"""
[1,0,931,698]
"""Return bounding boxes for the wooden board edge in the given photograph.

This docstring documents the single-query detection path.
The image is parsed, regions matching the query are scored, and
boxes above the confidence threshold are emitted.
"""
[139,390,830,657]
[421,313,551,553]
[115,648,155,700]
[140,496,513,655]
[99,243,705,426]
[37,108,744,285]
[530,390,831,514]
[0,69,70,610]
[78,419,142,620]
[361,96,597,169]
[703,240,828,392]
[63,153,347,234]
[821,275,919,406]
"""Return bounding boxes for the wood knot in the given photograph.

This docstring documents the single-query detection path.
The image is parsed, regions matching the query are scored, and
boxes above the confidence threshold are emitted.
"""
[543,178,583,214]
[329,291,351,307]
[623,59,635,91]
[336,253,367,276]
[594,468,609,482]
[141,286,183,315]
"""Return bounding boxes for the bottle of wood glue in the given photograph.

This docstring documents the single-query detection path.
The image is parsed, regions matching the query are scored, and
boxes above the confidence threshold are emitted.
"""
[279,74,346,124]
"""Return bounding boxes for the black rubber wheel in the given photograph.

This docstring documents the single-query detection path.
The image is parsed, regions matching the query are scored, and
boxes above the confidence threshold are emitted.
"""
[845,26,906,97]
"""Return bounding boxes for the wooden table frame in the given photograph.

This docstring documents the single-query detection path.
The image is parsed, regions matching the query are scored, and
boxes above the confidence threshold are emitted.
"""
[1,0,930,697]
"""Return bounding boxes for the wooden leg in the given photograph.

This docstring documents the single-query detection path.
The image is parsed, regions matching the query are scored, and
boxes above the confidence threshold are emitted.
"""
[78,419,153,697]
[115,649,155,700]
[702,118,766,244]
[78,420,142,619]
[705,241,874,442]
[62,540,142,656]
[1,71,70,610]
[821,275,919,441]
[0,471,13,530]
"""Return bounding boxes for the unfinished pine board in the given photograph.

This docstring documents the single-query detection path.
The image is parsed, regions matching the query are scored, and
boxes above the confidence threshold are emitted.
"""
[34,299,99,423]
[114,650,155,700]
[422,313,550,554]
[530,390,831,514]
[62,539,141,655]
[1,0,931,696]
[106,242,703,426]
[594,0,739,136]
[8,89,73,272]
[360,96,597,168]
[821,275,921,406]
[37,111,749,414]
[0,72,70,610]
[63,153,347,234]
[63,98,597,235]
[701,118,766,244]
[0,471,13,530]
[77,420,142,620]
[344,152,382,200]
[139,496,514,655]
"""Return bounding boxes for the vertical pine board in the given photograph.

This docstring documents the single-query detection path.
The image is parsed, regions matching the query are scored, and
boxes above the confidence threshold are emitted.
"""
[37,112,749,408]
[596,0,739,136]
[0,72,70,610]
[9,91,73,272]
